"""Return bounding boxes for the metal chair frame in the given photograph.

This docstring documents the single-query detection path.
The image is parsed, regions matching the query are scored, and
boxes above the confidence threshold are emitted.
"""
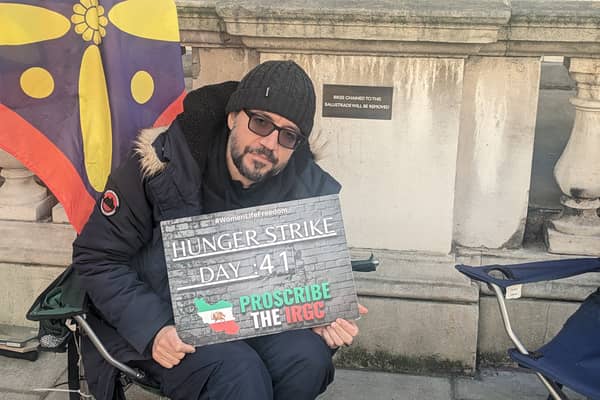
[488,283,568,400]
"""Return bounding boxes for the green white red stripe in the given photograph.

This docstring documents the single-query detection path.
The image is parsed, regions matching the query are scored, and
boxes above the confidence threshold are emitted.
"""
[194,298,240,335]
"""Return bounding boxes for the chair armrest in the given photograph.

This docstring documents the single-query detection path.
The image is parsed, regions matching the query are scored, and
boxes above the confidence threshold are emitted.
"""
[455,258,600,291]
[351,254,380,272]
[74,315,145,381]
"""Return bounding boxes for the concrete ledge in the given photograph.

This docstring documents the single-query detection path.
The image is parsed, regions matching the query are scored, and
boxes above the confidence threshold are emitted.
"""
[352,296,478,373]
[350,249,479,371]
[511,1,600,40]
[177,0,600,57]
[177,0,220,33]
[217,0,511,24]
[352,249,477,303]
[501,1,600,57]
[545,224,600,258]
[0,263,64,327]
[216,0,509,44]
[0,220,75,267]
[177,0,241,47]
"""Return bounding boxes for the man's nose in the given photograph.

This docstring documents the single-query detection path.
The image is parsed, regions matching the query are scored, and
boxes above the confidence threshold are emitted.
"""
[259,129,279,150]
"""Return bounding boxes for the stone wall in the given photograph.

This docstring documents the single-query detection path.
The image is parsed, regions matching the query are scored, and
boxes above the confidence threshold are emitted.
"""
[0,221,74,327]
[173,0,600,372]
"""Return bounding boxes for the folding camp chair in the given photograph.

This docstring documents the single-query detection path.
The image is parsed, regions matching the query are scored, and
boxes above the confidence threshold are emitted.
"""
[25,263,157,399]
[456,257,600,400]
[26,255,379,399]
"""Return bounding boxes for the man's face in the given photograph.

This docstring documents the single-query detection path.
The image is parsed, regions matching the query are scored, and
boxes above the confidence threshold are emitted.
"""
[226,109,298,188]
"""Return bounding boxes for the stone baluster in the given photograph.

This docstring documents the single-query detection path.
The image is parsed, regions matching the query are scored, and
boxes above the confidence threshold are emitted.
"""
[0,149,55,221]
[52,203,70,223]
[545,58,600,255]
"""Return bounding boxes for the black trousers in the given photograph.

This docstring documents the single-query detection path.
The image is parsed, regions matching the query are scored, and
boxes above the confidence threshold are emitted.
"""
[131,329,335,400]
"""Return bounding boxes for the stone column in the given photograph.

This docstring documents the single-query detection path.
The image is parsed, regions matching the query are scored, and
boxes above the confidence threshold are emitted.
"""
[453,56,541,249]
[545,59,600,255]
[0,149,55,221]
[52,203,70,223]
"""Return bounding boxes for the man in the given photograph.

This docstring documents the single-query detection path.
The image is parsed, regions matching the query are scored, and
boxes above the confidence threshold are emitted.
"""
[72,60,367,400]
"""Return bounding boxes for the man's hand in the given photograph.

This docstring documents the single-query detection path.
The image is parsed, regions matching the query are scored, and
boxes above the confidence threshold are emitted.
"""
[152,325,195,368]
[312,303,368,349]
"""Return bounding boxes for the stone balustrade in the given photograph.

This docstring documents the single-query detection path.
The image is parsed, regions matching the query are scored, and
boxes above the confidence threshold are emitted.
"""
[0,0,599,370]
[175,0,599,255]
[0,149,55,222]
[171,0,600,371]
[0,152,73,328]
[545,58,600,255]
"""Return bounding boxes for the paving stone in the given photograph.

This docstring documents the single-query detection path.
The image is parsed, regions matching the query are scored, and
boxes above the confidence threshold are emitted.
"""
[318,369,452,400]
[0,352,66,394]
[43,389,82,400]
[42,368,163,400]
[1,363,589,400]
[43,369,77,400]
[122,384,163,400]
[0,392,40,400]
[454,368,586,400]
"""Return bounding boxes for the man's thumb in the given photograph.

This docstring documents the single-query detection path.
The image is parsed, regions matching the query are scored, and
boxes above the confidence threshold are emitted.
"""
[358,303,369,314]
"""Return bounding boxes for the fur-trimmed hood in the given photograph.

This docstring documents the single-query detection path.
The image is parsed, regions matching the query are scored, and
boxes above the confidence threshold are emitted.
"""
[133,126,168,178]
[133,81,240,180]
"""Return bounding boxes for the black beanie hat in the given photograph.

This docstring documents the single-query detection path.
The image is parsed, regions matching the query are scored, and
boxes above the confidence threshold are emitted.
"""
[225,60,316,136]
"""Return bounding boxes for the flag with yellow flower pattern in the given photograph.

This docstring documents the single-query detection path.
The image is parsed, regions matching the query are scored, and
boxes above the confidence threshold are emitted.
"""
[0,0,185,232]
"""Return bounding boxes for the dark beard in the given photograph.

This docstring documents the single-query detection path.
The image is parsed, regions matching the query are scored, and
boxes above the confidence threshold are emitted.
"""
[230,137,281,184]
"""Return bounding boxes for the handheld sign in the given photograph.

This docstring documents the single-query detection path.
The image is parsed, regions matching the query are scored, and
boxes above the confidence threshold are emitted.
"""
[160,194,359,347]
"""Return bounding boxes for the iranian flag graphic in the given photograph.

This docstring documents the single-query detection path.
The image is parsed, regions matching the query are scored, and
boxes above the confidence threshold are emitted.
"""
[194,298,240,335]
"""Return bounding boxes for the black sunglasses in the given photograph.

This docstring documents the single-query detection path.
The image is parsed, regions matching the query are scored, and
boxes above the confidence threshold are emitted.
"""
[243,109,305,150]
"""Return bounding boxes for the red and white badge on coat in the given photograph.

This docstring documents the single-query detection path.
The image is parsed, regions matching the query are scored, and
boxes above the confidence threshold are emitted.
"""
[100,190,119,216]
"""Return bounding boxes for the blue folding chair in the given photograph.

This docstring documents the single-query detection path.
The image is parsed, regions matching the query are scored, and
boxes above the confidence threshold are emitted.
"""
[456,258,600,400]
